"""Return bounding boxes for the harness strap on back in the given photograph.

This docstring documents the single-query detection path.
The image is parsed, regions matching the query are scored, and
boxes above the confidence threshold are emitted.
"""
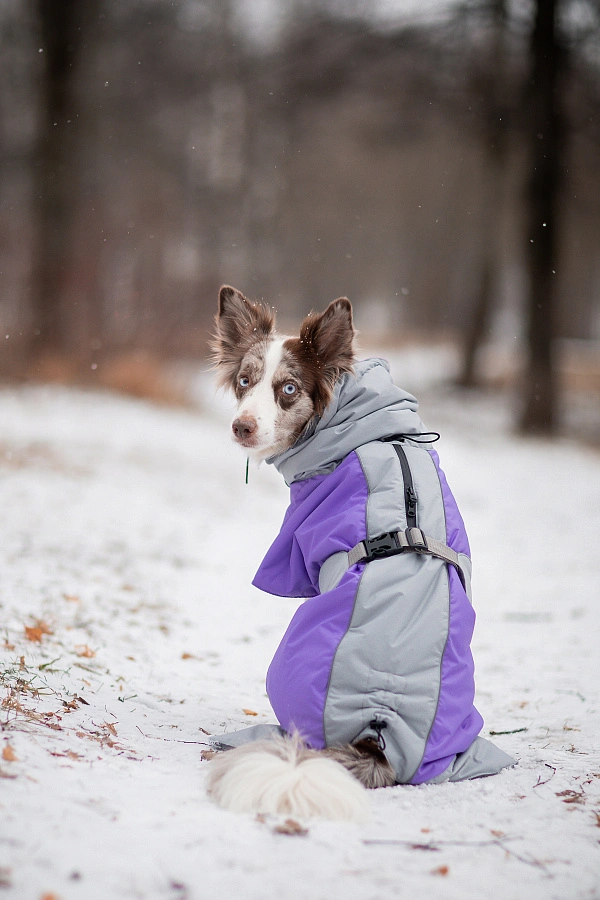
[348,527,468,591]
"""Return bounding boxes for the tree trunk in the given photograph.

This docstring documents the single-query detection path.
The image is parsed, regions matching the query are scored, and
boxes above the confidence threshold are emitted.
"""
[30,0,98,358]
[519,0,563,435]
[458,0,509,389]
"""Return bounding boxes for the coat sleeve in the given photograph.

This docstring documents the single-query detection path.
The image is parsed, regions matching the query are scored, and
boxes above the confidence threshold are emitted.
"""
[252,453,370,599]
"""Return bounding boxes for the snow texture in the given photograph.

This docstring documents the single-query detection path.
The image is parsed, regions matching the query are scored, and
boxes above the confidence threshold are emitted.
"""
[0,361,599,900]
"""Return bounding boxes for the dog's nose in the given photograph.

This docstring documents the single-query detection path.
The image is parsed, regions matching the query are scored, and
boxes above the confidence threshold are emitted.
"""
[232,417,257,441]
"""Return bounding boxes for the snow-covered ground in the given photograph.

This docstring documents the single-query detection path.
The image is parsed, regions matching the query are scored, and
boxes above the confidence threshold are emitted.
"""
[0,360,599,900]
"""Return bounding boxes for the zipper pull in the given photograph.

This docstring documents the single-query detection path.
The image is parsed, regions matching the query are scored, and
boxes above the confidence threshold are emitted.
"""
[406,485,417,520]
[369,718,387,752]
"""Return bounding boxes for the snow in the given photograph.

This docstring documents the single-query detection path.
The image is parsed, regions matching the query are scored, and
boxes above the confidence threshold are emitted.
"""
[0,364,599,900]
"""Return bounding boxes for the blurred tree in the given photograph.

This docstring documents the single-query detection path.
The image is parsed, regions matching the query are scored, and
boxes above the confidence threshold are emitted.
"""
[0,0,596,432]
[457,0,511,387]
[30,0,101,359]
[519,0,564,434]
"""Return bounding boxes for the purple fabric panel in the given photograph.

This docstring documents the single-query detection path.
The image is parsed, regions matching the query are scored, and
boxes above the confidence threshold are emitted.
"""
[253,452,369,598]
[266,570,362,749]
[411,568,484,782]
[256,452,370,748]
[411,452,481,784]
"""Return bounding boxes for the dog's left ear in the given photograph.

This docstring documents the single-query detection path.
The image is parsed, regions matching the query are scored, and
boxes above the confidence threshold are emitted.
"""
[300,298,355,371]
[298,297,355,414]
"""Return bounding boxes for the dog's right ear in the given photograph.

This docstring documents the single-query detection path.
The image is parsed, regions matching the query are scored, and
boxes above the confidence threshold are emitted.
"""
[211,286,275,387]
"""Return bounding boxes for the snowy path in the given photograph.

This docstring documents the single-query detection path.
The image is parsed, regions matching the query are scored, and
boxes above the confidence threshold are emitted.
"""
[0,376,599,900]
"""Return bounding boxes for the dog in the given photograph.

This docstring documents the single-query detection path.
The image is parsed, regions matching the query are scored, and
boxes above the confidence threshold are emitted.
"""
[207,285,514,821]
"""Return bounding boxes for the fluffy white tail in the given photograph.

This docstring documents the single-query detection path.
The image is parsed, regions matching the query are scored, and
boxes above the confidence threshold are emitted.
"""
[206,735,370,822]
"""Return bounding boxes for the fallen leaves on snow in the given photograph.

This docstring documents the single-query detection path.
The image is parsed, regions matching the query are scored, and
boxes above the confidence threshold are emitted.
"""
[273,818,308,836]
[200,750,216,761]
[24,621,53,643]
[556,790,586,805]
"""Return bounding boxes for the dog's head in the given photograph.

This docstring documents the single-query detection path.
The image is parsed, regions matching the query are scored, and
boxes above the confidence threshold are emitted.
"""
[212,286,355,460]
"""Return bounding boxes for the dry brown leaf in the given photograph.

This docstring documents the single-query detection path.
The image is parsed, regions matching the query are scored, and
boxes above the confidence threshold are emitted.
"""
[2,744,17,762]
[74,645,95,658]
[3,640,15,651]
[242,708,258,716]
[200,749,216,761]
[181,652,194,660]
[490,829,505,838]
[431,866,449,876]
[556,789,585,804]
[41,893,61,900]
[24,621,52,643]
[273,818,308,836]
[104,722,118,737]
[63,594,80,603]
[24,627,42,642]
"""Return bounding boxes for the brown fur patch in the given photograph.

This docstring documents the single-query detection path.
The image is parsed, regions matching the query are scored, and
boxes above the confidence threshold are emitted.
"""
[234,343,268,401]
[322,739,396,789]
[284,297,355,416]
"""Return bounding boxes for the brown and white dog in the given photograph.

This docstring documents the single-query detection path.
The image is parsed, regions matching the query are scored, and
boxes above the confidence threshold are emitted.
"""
[211,285,355,462]
[208,285,395,821]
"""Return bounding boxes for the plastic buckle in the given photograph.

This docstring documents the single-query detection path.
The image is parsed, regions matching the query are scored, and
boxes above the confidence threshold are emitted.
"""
[363,532,400,561]
[405,527,427,552]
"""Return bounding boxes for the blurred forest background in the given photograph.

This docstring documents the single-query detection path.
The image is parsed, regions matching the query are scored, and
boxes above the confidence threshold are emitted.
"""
[1,0,599,436]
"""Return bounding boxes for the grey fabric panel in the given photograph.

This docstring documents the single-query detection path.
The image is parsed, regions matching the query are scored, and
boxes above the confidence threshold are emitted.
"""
[458,553,472,602]
[319,551,351,593]
[400,442,448,540]
[322,441,451,784]
[428,736,516,783]
[209,723,285,750]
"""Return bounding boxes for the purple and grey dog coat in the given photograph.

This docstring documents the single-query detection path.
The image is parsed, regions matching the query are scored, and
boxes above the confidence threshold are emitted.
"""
[218,358,514,784]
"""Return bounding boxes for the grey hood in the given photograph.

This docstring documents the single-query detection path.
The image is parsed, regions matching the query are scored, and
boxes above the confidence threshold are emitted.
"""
[268,358,427,485]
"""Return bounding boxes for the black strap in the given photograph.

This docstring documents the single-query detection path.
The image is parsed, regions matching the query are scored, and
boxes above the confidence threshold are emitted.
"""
[381,431,441,444]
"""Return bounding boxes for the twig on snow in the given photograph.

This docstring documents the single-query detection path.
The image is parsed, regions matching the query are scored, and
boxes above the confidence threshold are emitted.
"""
[135,725,211,745]
[533,764,557,788]
[363,836,553,874]
[363,837,515,851]
[489,727,528,736]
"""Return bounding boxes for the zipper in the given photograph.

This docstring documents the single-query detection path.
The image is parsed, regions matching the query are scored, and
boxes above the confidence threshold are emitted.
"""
[392,441,418,528]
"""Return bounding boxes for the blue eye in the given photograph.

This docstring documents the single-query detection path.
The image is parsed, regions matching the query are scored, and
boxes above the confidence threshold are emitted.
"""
[283,383,296,395]
[239,376,249,388]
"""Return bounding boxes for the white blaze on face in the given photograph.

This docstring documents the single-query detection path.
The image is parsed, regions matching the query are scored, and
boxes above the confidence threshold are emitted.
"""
[234,338,287,459]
